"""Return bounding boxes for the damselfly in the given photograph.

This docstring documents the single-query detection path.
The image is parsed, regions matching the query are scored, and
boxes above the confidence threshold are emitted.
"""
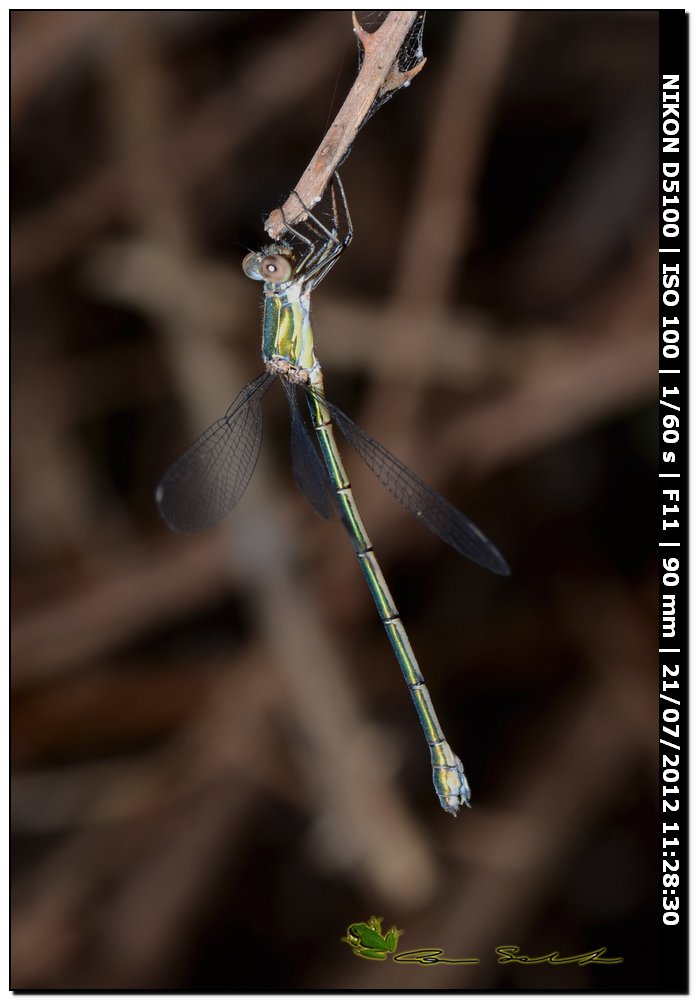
[156,175,509,814]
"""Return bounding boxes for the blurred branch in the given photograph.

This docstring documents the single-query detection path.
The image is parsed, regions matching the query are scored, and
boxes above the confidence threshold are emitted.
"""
[12,12,350,281]
[392,11,517,309]
[265,10,426,239]
[436,235,657,475]
[12,535,233,686]
[360,9,517,454]
[11,11,104,120]
[12,650,290,828]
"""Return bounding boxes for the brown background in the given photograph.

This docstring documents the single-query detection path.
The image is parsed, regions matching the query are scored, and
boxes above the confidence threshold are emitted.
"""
[12,10,659,990]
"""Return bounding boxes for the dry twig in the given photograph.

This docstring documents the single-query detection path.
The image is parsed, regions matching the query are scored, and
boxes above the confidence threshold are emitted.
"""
[264,10,425,239]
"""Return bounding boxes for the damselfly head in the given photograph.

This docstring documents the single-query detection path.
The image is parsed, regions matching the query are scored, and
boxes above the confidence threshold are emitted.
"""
[242,246,295,284]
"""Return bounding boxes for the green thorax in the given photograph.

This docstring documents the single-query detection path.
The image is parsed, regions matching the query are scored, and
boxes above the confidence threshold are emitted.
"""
[261,283,316,372]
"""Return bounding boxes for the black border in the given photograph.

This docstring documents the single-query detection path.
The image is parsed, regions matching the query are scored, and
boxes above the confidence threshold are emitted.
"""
[658,9,688,995]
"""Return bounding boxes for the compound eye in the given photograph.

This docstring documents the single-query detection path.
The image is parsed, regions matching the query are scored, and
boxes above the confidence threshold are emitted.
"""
[260,254,293,282]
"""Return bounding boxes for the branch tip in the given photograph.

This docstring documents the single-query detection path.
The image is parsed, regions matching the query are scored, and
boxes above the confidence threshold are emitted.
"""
[380,55,427,99]
[351,10,372,48]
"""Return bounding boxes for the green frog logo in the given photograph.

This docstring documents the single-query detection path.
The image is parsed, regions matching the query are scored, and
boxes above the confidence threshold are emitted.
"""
[342,915,403,960]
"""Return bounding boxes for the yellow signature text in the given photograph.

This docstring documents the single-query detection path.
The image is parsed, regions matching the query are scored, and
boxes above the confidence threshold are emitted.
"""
[393,948,479,966]
[495,945,624,966]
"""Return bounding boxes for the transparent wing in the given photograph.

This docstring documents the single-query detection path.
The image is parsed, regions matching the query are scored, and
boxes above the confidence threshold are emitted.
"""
[283,380,333,521]
[156,372,275,534]
[322,396,510,576]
